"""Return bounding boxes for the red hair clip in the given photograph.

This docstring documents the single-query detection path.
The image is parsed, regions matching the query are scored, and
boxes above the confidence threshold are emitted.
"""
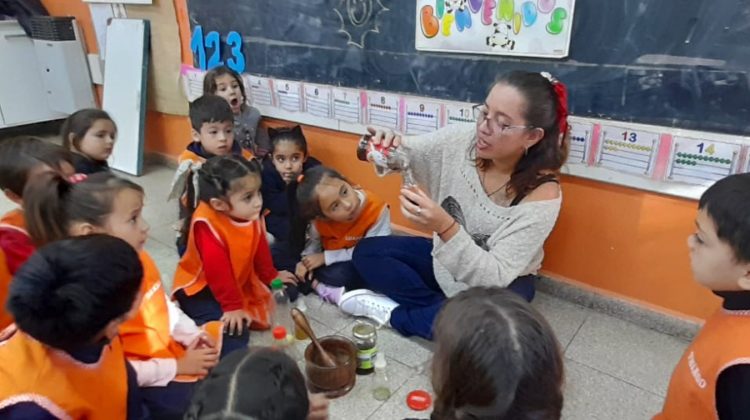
[68,173,88,184]
[541,72,569,137]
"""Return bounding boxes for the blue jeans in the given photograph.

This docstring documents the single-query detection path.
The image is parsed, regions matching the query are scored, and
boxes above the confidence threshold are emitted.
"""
[174,287,250,359]
[352,236,536,340]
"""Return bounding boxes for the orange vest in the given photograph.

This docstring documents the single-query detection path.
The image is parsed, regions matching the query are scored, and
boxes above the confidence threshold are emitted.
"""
[0,209,27,235]
[0,327,128,419]
[0,251,12,330]
[315,190,387,250]
[172,202,273,329]
[178,148,253,164]
[655,308,750,420]
[119,252,222,382]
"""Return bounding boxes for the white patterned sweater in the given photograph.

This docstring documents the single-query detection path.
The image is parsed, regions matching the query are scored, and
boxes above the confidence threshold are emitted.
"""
[403,124,562,298]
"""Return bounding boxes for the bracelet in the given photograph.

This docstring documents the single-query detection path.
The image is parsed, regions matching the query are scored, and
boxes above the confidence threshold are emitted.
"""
[438,220,457,236]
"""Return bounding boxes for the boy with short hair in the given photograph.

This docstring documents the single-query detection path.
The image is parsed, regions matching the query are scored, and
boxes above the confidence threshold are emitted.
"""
[656,173,750,419]
[0,235,145,419]
[0,137,74,328]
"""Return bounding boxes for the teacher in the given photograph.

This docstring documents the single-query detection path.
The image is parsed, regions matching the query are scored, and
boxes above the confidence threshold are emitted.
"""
[338,71,569,340]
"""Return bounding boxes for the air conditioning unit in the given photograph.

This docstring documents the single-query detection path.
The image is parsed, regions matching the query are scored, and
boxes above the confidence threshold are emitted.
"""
[28,16,96,114]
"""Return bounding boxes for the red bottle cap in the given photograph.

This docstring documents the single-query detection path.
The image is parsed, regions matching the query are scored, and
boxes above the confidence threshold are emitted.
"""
[272,326,287,340]
[406,390,432,411]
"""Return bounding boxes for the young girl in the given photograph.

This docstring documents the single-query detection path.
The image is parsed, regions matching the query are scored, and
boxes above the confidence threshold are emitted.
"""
[61,108,117,174]
[172,155,296,354]
[24,171,222,419]
[289,165,391,304]
[261,125,320,275]
[203,66,270,157]
[430,287,564,419]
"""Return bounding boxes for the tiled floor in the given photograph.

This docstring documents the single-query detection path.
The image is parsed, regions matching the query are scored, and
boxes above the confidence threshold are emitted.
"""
[1,163,689,420]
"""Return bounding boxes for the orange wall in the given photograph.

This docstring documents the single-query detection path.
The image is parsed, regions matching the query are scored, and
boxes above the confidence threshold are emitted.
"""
[42,0,720,321]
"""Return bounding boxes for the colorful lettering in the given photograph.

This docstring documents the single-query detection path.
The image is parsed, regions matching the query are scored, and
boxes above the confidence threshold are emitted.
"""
[537,0,556,13]
[513,12,522,34]
[469,0,483,13]
[498,0,514,21]
[455,6,473,31]
[442,12,455,36]
[521,1,538,26]
[420,5,440,38]
[482,0,496,25]
[546,7,567,35]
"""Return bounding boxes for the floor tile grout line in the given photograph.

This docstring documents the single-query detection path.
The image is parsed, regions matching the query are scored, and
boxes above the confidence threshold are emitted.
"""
[563,312,590,354]
[565,357,667,400]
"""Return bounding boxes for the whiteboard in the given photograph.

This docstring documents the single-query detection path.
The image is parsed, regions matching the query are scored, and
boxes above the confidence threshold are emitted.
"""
[415,0,576,58]
[103,19,149,176]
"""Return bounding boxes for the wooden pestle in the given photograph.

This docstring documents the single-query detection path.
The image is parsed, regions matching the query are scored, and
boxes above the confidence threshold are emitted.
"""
[291,307,337,368]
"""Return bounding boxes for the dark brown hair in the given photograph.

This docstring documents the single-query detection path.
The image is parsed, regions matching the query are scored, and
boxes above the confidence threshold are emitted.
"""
[190,94,235,131]
[203,66,247,105]
[60,108,116,151]
[0,137,72,197]
[287,165,349,254]
[431,287,564,420]
[23,171,144,247]
[268,125,308,157]
[474,71,569,198]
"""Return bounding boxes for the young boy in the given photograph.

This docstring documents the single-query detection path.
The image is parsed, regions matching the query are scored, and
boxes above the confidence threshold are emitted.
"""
[172,95,253,254]
[0,137,74,328]
[655,173,750,419]
[0,235,145,419]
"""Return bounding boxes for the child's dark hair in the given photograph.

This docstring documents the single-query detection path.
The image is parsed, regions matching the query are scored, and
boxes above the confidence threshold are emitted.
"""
[699,173,750,262]
[203,66,247,104]
[185,347,309,420]
[474,71,569,199]
[0,136,73,197]
[179,155,262,247]
[7,234,143,352]
[61,108,116,151]
[190,94,235,132]
[431,287,564,420]
[268,125,308,156]
[23,171,144,247]
[287,165,349,254]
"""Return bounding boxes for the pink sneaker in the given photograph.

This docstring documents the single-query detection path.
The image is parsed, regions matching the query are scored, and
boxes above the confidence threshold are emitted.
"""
[315,283,345,305]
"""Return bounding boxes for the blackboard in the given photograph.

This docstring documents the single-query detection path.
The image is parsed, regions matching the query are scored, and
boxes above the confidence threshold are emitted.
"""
[186,0,750,135]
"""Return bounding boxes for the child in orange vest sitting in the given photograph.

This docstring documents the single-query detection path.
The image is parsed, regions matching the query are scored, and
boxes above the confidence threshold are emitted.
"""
[0,235,145,419]
[172,155,296,358]
[655,173,750,419]
[172,94,254,256]
[0,136,74,329]
[289,166,391,305]
[24,171,221,419]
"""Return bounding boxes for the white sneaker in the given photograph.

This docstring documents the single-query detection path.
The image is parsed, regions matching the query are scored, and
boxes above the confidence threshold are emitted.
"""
[338,289,398,326]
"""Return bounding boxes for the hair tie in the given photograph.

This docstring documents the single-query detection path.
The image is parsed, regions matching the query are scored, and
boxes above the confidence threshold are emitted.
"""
[540,72,569,139]
[68,173,88,184]
[297,174,304,183]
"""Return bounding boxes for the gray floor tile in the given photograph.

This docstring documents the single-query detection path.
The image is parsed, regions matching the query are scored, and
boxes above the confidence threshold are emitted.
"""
[374,328,433,372]
[565,312,688,396]
[563,359,664,420]
[368,373,433,420]
[148,220,180,248]
[531,292,590,350]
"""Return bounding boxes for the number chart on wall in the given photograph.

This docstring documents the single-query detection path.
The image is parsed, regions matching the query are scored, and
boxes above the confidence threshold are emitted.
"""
[596,125,661,176]
[667,136,741,186]
[367,91,401,131]
[445,102,476,126]
[568,120,593,164]
[415,0,576,58]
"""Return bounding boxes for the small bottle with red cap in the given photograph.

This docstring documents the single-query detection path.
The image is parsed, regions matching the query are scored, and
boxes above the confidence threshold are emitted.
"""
[273,326,291,352]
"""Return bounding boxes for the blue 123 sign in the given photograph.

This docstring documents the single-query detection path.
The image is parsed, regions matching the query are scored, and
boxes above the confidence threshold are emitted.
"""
[190,26,245,73]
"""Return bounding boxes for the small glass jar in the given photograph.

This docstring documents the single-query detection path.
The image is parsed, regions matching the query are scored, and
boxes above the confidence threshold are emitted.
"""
[352,321,377,375]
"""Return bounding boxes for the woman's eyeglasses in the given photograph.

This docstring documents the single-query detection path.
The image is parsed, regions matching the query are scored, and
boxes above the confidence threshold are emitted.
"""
[472,104,534,135]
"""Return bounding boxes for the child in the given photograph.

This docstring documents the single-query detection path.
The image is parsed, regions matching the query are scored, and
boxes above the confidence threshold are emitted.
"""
[0,235,145,419]
[24,171,222,419]
[289,165,391,304]
[430,287,564,419]
[172,155,296,356]
[61,108,117,174]
[0,136,73,328]
[261,125,320,274]
[203,66,270,157]
[172,94,254,255]
[656,173,750,419]
[185,347,330,420]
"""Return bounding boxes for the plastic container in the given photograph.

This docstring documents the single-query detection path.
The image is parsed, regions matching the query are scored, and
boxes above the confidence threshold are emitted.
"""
[352,321,377,375]
[271,279,293,340]
[372,353,391,401]
[356,134,416,187]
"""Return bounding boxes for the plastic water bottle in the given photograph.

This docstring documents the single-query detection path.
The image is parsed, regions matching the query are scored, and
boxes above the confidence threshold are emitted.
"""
[271,279,293,340]
[372,353,391,401]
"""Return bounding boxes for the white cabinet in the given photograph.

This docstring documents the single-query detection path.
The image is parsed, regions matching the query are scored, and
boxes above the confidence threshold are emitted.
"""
[0,21,67,128]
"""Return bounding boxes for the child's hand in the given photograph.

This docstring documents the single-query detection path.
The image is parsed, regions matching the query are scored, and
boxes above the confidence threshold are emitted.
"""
[295,262,309,280]
[307,393,330,420]
[193,332,216,349]
[221,310,252,336]
[176,340,219,376]
[302,253,326,271]
[366,126,402,149]
[278,270,298,285]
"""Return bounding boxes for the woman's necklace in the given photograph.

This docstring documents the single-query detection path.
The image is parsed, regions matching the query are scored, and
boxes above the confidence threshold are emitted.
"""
[481,168,509,197]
